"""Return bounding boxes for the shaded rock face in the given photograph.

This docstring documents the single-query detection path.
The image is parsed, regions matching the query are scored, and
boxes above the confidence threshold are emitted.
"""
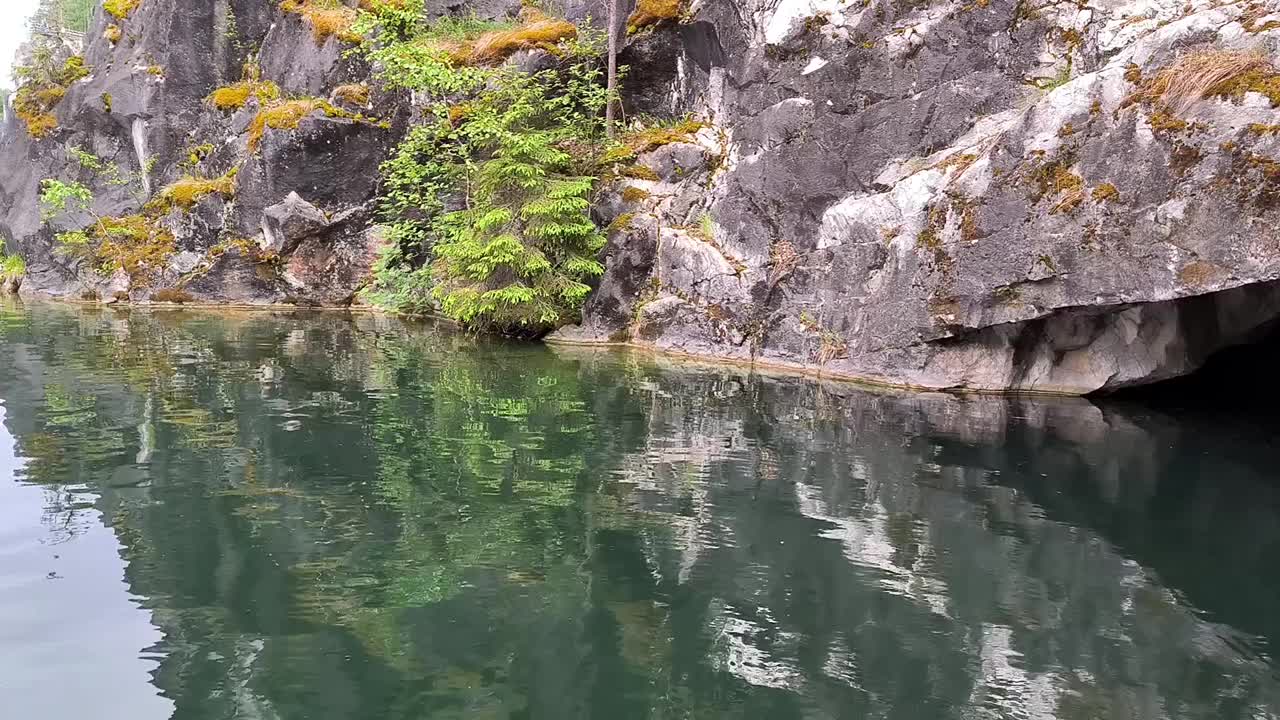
[0,0,399,307]
[555,0,1280,394]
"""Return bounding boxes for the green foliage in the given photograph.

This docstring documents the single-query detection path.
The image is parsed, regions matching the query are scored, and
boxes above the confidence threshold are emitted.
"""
[39,179,93,222]
[359,10,616,335]
[65,144,151,197]
[57,0,95,31]
[54,230,92,260]
[0,238,26,279]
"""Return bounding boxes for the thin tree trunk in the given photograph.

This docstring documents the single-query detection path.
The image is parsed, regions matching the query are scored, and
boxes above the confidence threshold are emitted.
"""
[605,0,619,138]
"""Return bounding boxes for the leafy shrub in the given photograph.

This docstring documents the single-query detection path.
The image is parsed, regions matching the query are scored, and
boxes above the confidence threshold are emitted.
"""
[358,8,614,335]
[0,238,26,280]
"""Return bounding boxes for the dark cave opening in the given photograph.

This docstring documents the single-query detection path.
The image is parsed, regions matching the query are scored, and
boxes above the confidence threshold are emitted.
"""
[1107,320,1280,411]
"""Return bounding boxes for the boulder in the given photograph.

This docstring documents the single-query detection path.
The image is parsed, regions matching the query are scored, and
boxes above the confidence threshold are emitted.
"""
[261,192,328,255]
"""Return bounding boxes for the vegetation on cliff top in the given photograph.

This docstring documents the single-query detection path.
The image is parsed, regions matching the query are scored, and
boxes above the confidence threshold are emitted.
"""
[12,54,89,139]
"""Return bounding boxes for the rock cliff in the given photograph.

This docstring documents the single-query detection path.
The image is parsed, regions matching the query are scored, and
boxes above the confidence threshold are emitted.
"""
[3,0,1280,393]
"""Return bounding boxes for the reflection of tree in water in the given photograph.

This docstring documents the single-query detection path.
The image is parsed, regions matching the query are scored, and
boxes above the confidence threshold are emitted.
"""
[0,301,1278,720]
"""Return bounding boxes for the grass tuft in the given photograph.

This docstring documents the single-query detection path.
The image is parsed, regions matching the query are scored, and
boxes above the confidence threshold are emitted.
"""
[332,83,371,106]
[280,0,364,44]
[450,11,577,66]
[1128,50,1280,113]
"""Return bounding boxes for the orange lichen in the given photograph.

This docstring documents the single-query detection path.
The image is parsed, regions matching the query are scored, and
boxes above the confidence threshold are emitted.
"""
[936,152,978,174]
[627,0,683,33]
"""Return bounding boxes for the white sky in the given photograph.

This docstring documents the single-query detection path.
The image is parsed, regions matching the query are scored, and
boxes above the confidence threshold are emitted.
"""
[1,0,43,90]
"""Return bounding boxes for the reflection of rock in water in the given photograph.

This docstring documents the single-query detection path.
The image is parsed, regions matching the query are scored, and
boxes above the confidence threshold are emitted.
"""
[0,306,1278,719]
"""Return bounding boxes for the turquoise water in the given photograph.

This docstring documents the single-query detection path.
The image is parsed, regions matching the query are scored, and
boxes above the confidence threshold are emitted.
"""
[1,299,1278,719]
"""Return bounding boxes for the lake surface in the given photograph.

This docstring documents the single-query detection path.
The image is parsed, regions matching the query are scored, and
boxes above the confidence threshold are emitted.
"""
[1,299,1278,719]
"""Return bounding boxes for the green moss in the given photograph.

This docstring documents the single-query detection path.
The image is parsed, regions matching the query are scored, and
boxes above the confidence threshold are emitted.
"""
[608,212,635,232]
[619,164,660,181]
[621,186,651,203]
[1091,182,1119,202]
[247,98,375,151]
[150,168,239,212]
[208,71,281,112]
[93,215,176,285]
[103,0,140,21]
[1147,110,1191,136]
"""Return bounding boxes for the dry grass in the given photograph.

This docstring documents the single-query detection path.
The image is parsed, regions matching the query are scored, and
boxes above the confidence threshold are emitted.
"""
[104,25,122,44]
[1129,50,1280,113]
[279,0,362,45]
[628,0,683,33]
[332,83,370,106]
[451,12,577,66]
